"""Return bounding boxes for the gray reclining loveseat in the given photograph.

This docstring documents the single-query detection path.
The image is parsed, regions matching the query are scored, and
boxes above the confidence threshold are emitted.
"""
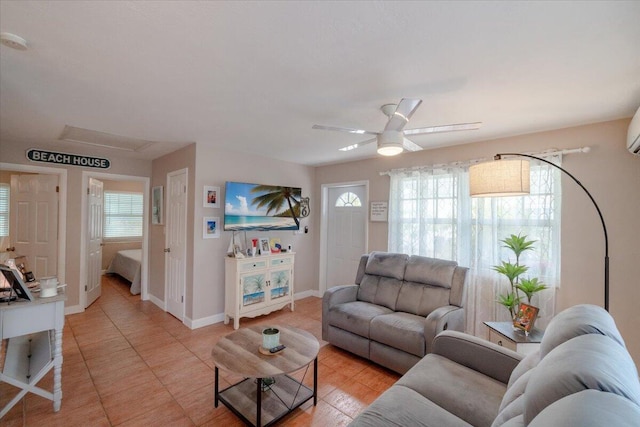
[322,251,468,374]
[351,304,640,426]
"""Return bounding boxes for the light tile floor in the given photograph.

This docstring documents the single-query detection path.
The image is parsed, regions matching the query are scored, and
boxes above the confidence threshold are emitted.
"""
[1,275,399,426]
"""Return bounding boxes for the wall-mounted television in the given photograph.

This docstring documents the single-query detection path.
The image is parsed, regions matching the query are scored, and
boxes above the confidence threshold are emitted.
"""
[224,181,302,231]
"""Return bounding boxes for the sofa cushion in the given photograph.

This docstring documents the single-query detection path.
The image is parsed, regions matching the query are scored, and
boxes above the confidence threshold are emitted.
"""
[493,370,532,426]
[364,251,408,279]
[370,312,427,357]
[540,304,625,358]
[326,301,393,338]
[506,350,540,389]
[527,390,640,427]
[350,384,472,427]
[405,255,456,288]
[395,281,450,316]
[396,353,507,427]
[357,252,407,309]
[492,395,525,427]
[523,334,640,424]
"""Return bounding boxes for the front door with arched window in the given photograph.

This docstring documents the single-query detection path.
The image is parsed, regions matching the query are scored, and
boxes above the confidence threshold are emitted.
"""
[326,184,367,289]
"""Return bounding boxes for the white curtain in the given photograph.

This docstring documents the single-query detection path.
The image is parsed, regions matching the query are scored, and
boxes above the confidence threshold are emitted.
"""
[388,155,561,336]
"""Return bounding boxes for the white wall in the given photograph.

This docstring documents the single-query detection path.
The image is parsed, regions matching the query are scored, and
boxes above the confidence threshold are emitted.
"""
[315,118,640,366]
[0,138,152,311]
[190,144,317,323]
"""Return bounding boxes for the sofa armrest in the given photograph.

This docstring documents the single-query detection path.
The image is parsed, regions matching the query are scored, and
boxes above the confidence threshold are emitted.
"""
[424,305,465,354]
[432,330,523,384]
[322,285,359,339]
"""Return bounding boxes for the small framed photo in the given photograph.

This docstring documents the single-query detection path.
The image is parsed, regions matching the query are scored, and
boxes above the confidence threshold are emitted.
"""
[203,217,220,239]
[513,303,539,333]
[203,185,220,208]
[152,186,163,225]
[259,237,270,255]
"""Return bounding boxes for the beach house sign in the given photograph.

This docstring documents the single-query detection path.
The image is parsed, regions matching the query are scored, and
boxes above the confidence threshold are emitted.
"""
[27,149,110,169]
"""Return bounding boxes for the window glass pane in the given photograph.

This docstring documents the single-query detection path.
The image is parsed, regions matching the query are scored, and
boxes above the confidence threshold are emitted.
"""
[104,191,143,239]
[0,184,8,237]
[335,192,362,207]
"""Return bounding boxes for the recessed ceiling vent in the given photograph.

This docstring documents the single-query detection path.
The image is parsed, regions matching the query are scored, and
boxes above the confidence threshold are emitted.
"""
[59,125,156,152]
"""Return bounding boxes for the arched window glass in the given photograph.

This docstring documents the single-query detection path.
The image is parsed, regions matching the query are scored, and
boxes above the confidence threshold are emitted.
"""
[335,192,362,207]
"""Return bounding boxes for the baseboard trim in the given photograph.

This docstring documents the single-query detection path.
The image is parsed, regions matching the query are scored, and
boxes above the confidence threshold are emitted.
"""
[295,289,321,299]
[64,304,84,315]
[186,313,226,330]
[148,294,165,311]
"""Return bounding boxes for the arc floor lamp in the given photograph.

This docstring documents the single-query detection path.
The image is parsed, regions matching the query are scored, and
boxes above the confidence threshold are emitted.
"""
[469,153,609,312]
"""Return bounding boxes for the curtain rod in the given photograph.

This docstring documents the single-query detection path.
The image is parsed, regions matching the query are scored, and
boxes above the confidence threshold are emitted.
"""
[379,147,590,176]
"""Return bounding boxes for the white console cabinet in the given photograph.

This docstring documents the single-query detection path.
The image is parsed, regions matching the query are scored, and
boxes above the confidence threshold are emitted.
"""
[224,252,295,329]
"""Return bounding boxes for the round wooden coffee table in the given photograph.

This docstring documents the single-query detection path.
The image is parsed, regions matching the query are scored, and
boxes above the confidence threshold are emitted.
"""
[212,324,319,427]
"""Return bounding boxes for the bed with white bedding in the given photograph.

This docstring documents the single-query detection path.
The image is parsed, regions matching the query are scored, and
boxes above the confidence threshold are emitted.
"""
[106,249,142,295]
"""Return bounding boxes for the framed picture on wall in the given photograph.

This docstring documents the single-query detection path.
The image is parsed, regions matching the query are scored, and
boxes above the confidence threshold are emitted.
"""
[203,217,220,239]
[203,185,220,208]
[152,186,163,225]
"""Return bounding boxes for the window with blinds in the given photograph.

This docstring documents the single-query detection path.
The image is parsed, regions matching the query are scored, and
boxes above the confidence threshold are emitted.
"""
[0,184,9,237]
[103,191,143,239]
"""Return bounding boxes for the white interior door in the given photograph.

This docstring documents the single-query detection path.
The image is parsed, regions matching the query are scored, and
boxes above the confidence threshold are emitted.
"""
[165,169,187,320]
[326,184,367,288]
[11,174,59,278]
[86,178,103,307]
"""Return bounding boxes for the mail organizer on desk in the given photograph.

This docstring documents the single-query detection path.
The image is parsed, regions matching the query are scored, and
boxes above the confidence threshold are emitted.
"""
[0,293,66,418]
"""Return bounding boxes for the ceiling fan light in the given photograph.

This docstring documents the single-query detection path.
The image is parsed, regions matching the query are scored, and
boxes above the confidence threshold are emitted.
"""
[377,130,404,156]
[377,144,403,156]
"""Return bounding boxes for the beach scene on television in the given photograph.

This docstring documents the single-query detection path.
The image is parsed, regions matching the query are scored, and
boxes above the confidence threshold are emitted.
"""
[224,181,302,231]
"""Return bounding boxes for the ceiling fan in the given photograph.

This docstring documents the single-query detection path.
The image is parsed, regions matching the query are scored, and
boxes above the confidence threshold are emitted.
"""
[312,98,482,156]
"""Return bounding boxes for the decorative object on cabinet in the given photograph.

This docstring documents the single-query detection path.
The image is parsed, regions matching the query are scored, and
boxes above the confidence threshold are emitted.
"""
[203,217,220,239]
[270,237,281,253]
[203,185,220,208]
[513,303,539,333]
[151,185,163,224]
[258,237,270,255]
[224,252,295,329]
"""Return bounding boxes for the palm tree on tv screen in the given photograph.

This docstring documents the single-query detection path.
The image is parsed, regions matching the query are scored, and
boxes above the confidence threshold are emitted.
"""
[250,185,302,228]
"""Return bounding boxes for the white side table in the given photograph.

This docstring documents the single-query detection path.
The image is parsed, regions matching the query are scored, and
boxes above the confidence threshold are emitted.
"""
[484,321,543,356]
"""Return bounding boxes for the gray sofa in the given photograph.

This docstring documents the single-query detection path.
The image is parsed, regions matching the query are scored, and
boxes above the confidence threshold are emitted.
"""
[322,251,468,374]
[350,304,640,427]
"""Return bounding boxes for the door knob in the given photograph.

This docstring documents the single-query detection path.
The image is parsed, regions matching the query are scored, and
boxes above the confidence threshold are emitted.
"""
[164,248,171,253]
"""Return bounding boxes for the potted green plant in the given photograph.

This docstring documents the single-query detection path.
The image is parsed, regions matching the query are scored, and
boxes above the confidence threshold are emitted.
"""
[493,233,547,324]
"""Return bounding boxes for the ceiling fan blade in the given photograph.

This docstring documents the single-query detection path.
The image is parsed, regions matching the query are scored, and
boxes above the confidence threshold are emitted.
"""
[384,98,423,132]
[403,122,482,136]
[402,138,423,152]
[312,124,378,136]
[338,137,376,152]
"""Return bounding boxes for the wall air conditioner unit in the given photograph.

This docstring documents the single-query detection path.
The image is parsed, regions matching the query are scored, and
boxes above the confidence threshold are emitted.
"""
[628,106,640,156]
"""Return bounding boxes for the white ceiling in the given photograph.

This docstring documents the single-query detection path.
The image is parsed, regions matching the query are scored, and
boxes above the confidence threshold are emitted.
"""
[1,1,639,166]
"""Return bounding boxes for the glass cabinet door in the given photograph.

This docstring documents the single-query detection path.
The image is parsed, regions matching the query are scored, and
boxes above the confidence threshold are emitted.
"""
[269,268,291,300]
